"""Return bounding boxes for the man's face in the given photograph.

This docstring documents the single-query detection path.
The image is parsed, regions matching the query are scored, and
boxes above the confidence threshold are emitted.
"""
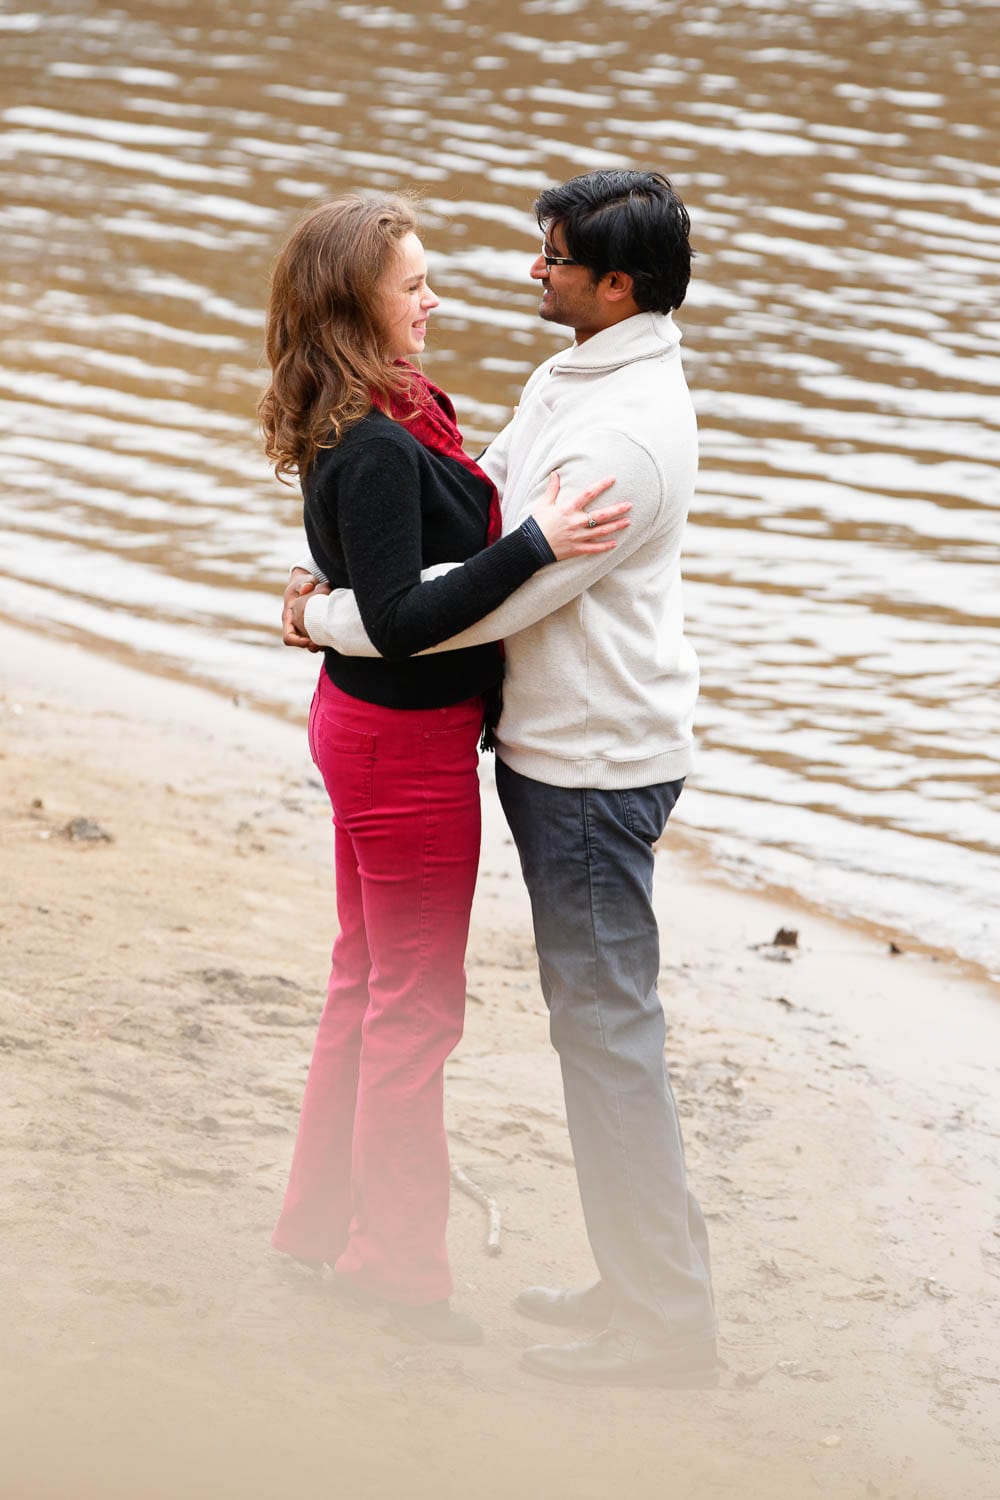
[530,220,601,338]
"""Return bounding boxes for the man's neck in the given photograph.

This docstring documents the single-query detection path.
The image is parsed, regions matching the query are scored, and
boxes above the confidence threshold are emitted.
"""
[574,306,643,345]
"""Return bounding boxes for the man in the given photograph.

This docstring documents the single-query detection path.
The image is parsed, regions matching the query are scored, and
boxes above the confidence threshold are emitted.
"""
[284,170,717,1387]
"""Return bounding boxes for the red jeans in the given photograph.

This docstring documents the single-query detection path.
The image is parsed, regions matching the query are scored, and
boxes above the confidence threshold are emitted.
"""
[272,669,483,1304]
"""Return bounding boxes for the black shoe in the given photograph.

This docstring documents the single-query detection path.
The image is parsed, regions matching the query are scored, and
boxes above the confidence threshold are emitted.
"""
[327,1271,380,1307]
[520,1329,719,1388]
[514,1280,612,1329]
[390,1299,485,1346]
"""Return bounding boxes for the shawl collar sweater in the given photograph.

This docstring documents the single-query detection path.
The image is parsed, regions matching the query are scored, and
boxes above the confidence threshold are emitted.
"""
[303,312,700,789]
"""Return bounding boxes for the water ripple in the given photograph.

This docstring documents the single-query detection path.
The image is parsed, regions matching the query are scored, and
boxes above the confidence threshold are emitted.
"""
[0,0,997,973]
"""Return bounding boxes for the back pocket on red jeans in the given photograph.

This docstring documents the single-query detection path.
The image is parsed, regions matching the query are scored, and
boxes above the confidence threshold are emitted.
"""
[313,711,376,820]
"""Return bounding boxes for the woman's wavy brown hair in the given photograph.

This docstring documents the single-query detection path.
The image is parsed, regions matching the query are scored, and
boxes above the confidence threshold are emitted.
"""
[258,195,418,481]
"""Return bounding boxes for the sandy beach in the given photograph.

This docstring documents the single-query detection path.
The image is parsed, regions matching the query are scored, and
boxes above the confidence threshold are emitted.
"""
[2,619,998,1500]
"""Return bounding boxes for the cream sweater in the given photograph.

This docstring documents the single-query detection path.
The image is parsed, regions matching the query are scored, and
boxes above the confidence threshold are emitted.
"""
[300,312,699,790]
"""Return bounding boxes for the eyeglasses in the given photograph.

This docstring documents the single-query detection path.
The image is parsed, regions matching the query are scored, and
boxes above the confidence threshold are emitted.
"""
[540,243,580,268]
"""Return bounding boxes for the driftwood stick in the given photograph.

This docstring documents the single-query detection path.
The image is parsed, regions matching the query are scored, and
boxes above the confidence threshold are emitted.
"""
[451,1165,502,1256]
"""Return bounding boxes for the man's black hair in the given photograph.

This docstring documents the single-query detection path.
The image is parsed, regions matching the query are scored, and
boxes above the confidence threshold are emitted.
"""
[535,169,692,312]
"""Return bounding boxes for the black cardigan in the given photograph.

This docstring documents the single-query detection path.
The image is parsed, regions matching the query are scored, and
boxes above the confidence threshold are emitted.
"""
[302,410,552,709]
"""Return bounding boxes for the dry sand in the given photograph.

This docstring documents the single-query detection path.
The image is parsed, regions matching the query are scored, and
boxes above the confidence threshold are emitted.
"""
[2,621,998,1500]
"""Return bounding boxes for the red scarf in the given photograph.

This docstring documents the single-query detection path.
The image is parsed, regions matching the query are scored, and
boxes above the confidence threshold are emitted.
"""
[378,363,503,546]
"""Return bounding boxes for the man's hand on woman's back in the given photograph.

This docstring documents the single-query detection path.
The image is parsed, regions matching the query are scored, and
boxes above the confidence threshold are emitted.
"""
[283,569,330,650]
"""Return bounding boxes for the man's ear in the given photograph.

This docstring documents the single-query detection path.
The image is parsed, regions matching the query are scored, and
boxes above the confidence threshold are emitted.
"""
[600,269,636,305]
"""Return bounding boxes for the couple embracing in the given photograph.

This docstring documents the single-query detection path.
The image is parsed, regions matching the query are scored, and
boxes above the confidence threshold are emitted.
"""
[259,169,716,1387]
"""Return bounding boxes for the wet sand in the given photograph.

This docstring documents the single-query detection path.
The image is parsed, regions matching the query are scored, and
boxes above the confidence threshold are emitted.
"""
[2,621,998,1500]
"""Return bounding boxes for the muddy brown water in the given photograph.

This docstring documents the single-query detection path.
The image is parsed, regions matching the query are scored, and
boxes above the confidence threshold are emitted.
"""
[1,0,998,972]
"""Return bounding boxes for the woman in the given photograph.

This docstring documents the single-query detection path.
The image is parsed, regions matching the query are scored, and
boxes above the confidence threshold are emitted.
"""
[258,196,629,1345]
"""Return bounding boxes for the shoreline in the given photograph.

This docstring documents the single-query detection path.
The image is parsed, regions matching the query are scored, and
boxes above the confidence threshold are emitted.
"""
[9,614,994,988]
[3,620,999,1499]
[661,832,999,991]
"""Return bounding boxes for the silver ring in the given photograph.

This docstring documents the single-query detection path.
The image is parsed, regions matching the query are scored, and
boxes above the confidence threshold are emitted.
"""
[586,516,597,529]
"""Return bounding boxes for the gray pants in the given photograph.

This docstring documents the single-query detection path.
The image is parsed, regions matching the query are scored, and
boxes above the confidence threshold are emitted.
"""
[496,759,715,1342]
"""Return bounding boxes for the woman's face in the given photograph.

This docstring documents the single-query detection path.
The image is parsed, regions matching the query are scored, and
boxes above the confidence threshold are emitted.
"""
[380,231,440,358]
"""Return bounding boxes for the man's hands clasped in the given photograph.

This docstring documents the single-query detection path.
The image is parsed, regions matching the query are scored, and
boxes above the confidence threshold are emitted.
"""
[281,473,629,650]
[282,570,330,650]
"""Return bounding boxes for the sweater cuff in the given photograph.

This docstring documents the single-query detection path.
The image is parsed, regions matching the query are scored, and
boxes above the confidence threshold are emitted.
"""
[519,516,557,566]
[291,554,329,584]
